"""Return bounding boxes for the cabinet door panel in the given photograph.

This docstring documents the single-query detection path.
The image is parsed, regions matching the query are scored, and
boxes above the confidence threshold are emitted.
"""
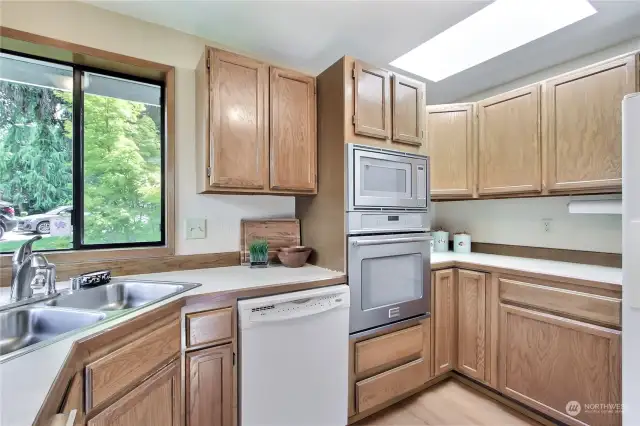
[270,67,316,192]
[544,55,636,192]
[186,344,233,426]
[426,104,475,198]
[210,49,268,189]
[499,304,621,426]
[392,75,425,146]
[354,61,391,139]
[88,360,180,426]
[433,269,457,376]
[478,85,541,195]
[457,270,487,381]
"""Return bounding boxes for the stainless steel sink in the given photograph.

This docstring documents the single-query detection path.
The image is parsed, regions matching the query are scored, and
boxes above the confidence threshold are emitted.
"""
[46,281,199,311]
[0,307,106,356]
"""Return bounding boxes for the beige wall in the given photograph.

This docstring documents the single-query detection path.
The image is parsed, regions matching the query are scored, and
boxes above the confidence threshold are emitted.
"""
[0,0,297,255]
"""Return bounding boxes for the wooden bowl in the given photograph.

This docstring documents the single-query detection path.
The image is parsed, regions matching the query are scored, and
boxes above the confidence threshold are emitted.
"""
[277,248,312,267]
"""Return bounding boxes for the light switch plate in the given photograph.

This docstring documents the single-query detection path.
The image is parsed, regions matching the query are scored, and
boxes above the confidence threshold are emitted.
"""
[185,218,206,239]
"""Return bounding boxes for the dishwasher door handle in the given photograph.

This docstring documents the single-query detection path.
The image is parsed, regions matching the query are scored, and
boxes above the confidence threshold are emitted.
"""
[351,236,431,246]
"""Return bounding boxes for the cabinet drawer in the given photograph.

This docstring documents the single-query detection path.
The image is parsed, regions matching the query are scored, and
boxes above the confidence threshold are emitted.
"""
[86,319,180,410]
[186,307,233,348]
[499,277,621,327]
[356,358,425,413]
[355,324,423,375]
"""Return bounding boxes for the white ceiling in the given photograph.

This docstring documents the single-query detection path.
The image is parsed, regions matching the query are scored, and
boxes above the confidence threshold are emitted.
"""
[89,0,640,103]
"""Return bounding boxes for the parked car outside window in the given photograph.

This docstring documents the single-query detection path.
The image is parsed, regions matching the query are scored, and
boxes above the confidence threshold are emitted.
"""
[17,206,72,234]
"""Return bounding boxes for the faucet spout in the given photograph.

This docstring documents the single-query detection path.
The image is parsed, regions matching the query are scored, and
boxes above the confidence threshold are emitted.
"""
[10,236,56,303]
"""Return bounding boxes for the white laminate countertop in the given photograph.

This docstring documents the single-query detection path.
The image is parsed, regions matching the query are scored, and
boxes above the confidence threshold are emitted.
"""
[431,251,622,286]
[0,264,345,426]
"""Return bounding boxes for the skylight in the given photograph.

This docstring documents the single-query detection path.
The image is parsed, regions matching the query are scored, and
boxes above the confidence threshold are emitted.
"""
[390,0,597,82]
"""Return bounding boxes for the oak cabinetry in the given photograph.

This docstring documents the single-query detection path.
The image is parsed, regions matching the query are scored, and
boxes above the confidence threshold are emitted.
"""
[457,269,489,382]
[543,55,637,192]
[392,74,426,146]
[348,319,432,423]
[186,345,233,426]
[425,104,475,198]
[498,304,621,426]
[270,67,317,191]
[196,47,317,194]
[350,59,426,149]
[185,307,233,348]
[87,360,180,426]
[477,84,541,195]
[432,269,457,375]
[353,61,392,140]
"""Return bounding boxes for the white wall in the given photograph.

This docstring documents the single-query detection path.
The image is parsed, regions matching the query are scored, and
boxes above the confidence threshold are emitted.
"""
[0,1,297,255]
[434,196,622,253]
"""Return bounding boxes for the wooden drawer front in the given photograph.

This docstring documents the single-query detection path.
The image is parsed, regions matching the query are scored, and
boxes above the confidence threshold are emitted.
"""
[356,358,425,413]
[186,307,233,348]
[355,324,423,375]
[86,319,180,410]
[499,278,621,327]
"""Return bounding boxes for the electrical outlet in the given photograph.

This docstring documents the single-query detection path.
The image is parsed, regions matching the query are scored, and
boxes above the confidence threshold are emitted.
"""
[185,218,206,239]
[542,218,552,233]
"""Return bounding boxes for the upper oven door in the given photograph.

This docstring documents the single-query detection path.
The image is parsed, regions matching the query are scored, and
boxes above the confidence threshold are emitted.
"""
[347,233,431,334]
[351,148,421,209]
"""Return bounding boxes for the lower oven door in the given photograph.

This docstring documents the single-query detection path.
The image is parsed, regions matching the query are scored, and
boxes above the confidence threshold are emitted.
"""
[347,232,431,334]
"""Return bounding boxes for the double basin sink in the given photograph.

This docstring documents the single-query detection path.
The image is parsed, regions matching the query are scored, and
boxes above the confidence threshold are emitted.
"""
[0,280,200,360]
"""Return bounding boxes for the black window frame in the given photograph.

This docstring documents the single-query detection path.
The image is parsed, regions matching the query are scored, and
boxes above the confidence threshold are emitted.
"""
[0,48,167,252]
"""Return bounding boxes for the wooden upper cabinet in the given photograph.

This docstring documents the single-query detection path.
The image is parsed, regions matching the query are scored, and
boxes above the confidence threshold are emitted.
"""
[392,75,426,146]
[88,360,180,426]
[426,104,475,198]
[186,345,233,426]
[353,61,392,139]
[499,304,621,426]
[457,269,487,382]
[478,84,541,195]
[270,67,317,192]
[433,269,457,376]
[209,49,268,190]
[544,55,637,192]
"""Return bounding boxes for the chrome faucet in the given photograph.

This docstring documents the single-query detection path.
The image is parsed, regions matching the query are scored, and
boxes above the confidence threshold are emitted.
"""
[10,236,57,303]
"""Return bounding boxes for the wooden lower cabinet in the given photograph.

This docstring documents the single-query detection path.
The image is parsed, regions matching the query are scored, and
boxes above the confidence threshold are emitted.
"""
[457,270,488,382]
[498,303,621,426]
[432,269,457,376]
[186,344,233,426]
[87,360,180,426]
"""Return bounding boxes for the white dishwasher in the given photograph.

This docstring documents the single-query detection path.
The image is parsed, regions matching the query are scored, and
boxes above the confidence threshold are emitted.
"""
[238,284,350,426]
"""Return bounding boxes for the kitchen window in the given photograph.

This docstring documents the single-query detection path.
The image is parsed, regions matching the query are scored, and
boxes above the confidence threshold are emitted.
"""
[0,51,165,253]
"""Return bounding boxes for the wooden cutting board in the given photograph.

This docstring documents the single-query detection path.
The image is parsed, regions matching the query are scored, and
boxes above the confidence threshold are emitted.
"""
[240,219,300,264]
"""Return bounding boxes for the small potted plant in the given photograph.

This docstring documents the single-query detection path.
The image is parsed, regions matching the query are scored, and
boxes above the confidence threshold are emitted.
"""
[249,239,269,268]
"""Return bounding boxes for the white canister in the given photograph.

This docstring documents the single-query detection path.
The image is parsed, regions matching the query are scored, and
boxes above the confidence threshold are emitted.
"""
[432,231,449,252]
[453,233,471,253]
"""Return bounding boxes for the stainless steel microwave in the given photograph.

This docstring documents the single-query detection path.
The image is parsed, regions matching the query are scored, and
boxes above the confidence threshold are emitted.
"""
[346,144,429,211]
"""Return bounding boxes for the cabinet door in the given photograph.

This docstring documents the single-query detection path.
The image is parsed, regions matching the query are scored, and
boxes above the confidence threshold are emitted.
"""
[186,344,233,426]
[392,75,426,146]
[353,61,391,139]
[210,48,268,189]
[87,360,180,426]
[457,270,487,381]
[478,85,541,195]
[433,269,457,376]
[426,104,475,198]
[544,55,636,192]
[269,67,317,192]
[499,304,621,426]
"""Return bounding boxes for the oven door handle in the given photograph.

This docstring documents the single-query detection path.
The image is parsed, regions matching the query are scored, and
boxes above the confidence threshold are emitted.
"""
[351,236,431,246]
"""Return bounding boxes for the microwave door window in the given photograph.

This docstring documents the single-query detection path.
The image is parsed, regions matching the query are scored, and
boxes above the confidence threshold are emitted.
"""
[360,157,412,199]
[361,253,423,310]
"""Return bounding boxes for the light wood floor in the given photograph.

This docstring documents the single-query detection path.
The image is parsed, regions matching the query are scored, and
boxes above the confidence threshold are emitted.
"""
[354,380,543,426]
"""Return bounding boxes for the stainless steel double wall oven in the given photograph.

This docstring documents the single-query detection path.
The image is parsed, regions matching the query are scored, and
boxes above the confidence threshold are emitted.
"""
[346,144,431,334]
